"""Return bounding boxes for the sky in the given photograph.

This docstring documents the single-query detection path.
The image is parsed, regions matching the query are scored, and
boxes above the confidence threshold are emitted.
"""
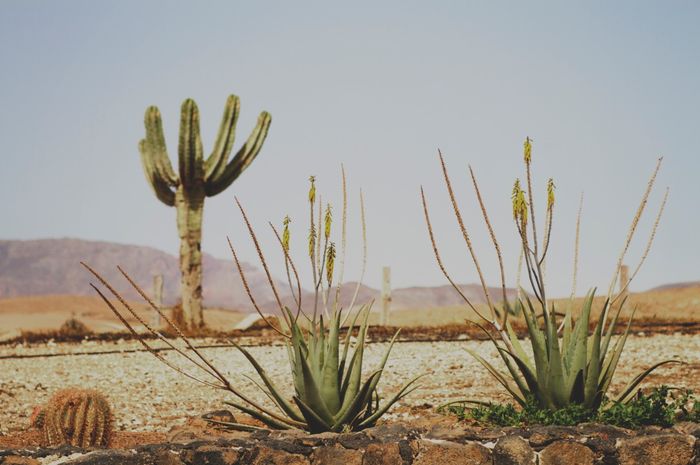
[1,1,698,298]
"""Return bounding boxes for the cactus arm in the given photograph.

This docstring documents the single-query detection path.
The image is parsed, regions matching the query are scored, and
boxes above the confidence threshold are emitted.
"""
[178,99,204,189]
[205,110,271,197]
[139,140,176,206]
[144,106,179,185]
[204,94,240,182]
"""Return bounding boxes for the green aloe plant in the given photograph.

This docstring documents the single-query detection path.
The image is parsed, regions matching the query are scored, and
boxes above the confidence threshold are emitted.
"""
[83,170,420,433]
[421,139,677,412]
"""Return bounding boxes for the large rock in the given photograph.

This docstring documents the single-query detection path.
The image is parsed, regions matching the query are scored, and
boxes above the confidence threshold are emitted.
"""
[363,443,405,465]
[310,445,362,465]
[412,439,491,465]
[539,441,595,465]
[617,434,695,465]
[493,436,536,465]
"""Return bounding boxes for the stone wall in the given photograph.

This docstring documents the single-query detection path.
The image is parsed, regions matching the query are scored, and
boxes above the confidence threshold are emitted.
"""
[1,422,699,465]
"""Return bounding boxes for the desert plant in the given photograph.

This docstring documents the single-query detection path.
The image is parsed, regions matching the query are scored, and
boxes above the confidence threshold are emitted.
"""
[139,94,271,328]
[59,316,92,338]
[34,388,112,448]
[421,138,677,412]
[83,170,421,433]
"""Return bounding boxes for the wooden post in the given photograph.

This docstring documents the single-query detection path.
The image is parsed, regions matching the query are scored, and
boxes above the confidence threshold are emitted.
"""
[619,264,629,301]
[153,274,164,328]
[381,266,391,326]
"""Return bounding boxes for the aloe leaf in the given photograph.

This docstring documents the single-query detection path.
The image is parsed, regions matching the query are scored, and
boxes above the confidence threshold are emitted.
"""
[223,401,301,429]
[600,298,624,363]
[204,418,274,432]
[293,396,332,433]
[366,329,402,394]
[506,320,533,374]
[497,347,543,407]
[469,321,531,401]
[599,307,636,396]
[332,370,382,430]
[319,312,341,414]
[357,375,425,428]
[466,346,527,406]
[583,310,603,408]
[298,351,335,425]
[564,291,593,397]
[230,341,304,422]
[614,360,684,404]
[339,312,369,410]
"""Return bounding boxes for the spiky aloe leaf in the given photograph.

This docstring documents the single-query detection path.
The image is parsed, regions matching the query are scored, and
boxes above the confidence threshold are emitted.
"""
[298,349,335,426]
[223,401,299,430]
[230,341,304,422]
[293,396,332,433]
[358,376,424,428]
[332,370,382,430]
[466,346,527,406]
[320,313,341,414]
[614,360,683,404]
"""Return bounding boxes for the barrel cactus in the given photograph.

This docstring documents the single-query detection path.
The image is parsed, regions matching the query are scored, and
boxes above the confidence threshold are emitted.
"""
[139,95,271,328]
[34,388,113,448]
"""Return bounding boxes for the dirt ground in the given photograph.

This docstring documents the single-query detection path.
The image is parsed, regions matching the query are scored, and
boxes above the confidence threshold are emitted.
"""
[0,333,698,449]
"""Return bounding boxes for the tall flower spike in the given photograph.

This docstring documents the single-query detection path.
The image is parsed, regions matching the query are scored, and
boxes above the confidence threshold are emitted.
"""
[324,204,332,240]
[512,179,528,226]
[308,176,316,204]
[282,216,291,252]
[547,178,556,211]
[326,241,336,286]
[308,223,316,259]
[524,137,532,164]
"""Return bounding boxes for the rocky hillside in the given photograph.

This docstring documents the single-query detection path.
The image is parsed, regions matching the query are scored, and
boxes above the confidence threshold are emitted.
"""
[0,238,522,312]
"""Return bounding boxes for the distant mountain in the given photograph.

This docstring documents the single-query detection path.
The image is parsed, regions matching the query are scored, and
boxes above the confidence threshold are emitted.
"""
[649,281,700,292]
[0,238,520,312]
[0,238,283,311]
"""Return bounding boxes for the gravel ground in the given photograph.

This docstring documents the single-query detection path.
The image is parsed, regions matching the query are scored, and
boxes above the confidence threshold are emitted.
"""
[1,334,698,434]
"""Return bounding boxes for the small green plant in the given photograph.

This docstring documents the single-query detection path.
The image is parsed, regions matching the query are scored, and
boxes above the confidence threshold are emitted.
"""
[422,139,677,413]
[442,386,699,429]
[34,388,112,448]
[83,170,421,433]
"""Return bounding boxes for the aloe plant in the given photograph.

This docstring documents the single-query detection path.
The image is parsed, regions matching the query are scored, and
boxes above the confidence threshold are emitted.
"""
[83,170,420,433]
[422,139,677,412]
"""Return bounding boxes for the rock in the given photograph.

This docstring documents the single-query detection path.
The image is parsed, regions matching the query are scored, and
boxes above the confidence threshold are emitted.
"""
[201,410,237,424]
[539,441,595,465]
[61,450,142,464]
[617,434,695,465]
[337,431,371,450]
[180,445,239,465]
[310,445,363,465]
[365,423,419,443]
[413,439,491,465]
[152,450,185,465]
[363,443,405,465]
[1,456,40,465]
[528,426,577,448]
[247,446,310,465]
[493,436,536,465]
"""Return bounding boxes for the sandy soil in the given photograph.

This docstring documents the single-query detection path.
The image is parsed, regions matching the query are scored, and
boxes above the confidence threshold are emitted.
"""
[1,334,698,438]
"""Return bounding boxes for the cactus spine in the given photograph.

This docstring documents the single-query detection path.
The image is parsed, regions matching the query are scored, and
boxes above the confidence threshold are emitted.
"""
[139,95,271,328]
[38,388,112,448]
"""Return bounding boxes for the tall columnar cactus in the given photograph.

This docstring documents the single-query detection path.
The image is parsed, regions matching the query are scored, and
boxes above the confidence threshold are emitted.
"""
[139,95,271,328]
[34,388,113,448]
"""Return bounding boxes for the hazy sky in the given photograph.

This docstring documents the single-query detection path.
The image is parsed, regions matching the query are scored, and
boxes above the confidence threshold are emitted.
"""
[1,1,698,298]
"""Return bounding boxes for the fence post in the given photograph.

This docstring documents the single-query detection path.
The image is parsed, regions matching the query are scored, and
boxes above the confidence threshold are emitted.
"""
[381,266,391,326]
[153,274,164,328]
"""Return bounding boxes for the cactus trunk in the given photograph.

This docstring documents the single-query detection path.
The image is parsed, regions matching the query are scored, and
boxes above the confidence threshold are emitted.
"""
[176,187,205,329]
